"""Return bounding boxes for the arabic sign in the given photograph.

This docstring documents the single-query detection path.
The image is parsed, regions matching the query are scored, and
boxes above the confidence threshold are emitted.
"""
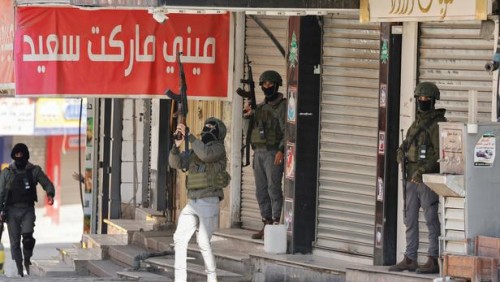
[15,7,230,99]
[0,0,14,90]
[361,0,490,22]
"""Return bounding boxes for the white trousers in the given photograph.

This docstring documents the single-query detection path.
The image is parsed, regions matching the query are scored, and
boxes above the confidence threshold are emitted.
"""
[174,197,219,282]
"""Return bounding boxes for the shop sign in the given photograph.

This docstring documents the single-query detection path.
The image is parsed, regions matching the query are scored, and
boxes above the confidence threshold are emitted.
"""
[34,98,87,135]
[0,98,35,135]
[70,0,357,9]
[361,0,490,22]
[15,7,230,99]
[0,0,14,90]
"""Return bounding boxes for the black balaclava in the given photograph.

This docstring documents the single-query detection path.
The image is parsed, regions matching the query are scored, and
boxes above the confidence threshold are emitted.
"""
[201,121,219,144]
[262,84,279,102]
[11,143,30,169]
[417,98,434,112]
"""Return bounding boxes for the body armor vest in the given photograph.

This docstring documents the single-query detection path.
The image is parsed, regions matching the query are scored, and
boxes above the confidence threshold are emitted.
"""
[7,168,37,206]
[250,101,284,147]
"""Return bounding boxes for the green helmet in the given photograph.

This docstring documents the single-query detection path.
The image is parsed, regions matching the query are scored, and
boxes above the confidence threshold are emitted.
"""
[259,70,283,86]
[414,82,440,100]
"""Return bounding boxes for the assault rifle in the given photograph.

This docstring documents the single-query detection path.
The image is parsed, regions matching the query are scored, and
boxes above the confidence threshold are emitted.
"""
[236,55,256,167]
[400,129,407,218]
[166,52,190,172]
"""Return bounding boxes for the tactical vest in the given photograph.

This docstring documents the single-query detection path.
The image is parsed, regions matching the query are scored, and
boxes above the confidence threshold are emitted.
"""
[186,151,229,190]
[6,168,37,206]
[250,100,284,148]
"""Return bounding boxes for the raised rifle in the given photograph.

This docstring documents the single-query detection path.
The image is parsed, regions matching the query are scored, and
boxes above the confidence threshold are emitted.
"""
[166,52,189,172]
[400,129,407,218]
[236,55,256,167]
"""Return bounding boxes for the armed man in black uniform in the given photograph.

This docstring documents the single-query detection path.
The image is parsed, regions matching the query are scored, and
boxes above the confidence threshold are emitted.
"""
[0,143,55,277]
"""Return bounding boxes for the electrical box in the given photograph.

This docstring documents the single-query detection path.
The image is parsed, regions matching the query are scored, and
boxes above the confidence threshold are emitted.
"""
[424,122,500,256]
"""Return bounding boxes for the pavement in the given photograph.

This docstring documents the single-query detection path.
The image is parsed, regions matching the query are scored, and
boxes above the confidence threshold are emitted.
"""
[0,204,85,280]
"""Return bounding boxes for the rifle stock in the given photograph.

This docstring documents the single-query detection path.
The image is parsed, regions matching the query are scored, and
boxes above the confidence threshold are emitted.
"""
[166,52,190,172]
[236,55,256,167]
[400,130,407,219]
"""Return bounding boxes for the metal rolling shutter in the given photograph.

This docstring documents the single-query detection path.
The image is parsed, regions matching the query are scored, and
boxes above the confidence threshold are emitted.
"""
[419,21,494,122]
[418,21,494,261]
[240,15,288,231]
[317,13,380,257]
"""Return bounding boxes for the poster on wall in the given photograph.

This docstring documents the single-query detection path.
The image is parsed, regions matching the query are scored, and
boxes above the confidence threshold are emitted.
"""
[83,102,95,234]
[285,142,295,180]
[287,87,296,124]
[15,7,231,99]
[284,198,293,234]
[474,132,495,167]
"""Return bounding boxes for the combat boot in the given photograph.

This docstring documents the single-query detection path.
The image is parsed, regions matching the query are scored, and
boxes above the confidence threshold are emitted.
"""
[416,256,439,274]
[24,258,31,275]
[251,218,273,239]
[16,260,23,277]
[388,255,417,272]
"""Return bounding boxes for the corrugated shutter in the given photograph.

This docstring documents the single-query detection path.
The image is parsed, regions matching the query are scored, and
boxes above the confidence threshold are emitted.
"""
[240,15,288,231]
[418,21,494,262]
[419,21,494,122]
[316,12,380,257]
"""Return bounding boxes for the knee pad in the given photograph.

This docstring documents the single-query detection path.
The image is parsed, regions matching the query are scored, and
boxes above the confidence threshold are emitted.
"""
[22,233,35,250]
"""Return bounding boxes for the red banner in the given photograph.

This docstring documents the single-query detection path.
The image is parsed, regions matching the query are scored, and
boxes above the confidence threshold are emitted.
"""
[15,7,230,99]
[0,0,14,89]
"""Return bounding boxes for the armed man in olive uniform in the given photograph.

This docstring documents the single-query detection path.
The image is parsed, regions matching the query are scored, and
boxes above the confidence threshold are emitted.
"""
[389,82,447,274]
[243,70,286,240]
[0,143,55,277]
[169,117,230,282]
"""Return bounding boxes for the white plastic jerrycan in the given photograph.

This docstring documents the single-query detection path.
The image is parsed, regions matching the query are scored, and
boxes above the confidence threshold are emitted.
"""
[264,224,287,254]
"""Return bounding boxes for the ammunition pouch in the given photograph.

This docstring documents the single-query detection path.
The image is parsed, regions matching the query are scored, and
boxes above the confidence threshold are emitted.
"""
[187,171,231,190]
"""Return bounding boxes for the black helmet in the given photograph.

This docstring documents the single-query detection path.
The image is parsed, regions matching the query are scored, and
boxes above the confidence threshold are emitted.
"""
[11,143,30,160]
[259,70,283,86]
[414,82,440,100]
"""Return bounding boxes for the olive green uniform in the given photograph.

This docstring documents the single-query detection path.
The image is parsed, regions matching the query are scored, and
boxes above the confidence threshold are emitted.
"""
[397,108,446,261]
[248,93,286,220]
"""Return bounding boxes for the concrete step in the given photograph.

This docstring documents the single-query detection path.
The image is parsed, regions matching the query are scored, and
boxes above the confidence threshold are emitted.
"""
[117,270,173,281]
[82,233,128,250]
[85,259,128,278]
[249,252,353,282]
[134,207,165,221]
[187,239,256,278]
[57,246,102,273]
[213,228,265,250]
[108,244,150,267]
[145,257,245,282]
[30,259,79,277]
[107,243,173,270]
[346,265,440,282]
[131,229,175,252]
[104,219,156,243]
